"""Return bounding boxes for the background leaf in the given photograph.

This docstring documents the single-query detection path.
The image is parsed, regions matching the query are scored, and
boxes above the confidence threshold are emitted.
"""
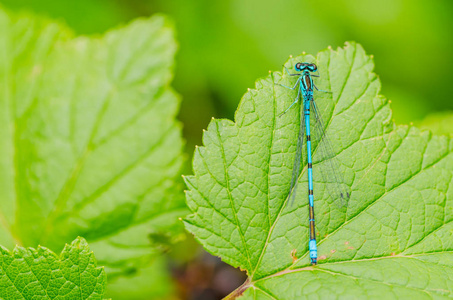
[0,7,186,292]
[104,257,176,300]
[419,112,453,136]
[184,42,453,298]
[0,237,106,300]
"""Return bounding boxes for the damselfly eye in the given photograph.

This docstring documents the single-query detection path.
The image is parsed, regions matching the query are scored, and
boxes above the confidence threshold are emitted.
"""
[310,64,317,71]
[295,63,303,71]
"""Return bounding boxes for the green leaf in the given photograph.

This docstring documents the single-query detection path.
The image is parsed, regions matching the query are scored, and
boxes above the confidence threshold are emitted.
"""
[0,7,186,284]
[0,237,106,300]
[184,42,453,298]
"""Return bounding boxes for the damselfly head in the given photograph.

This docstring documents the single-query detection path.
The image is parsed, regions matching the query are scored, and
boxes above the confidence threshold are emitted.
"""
[295,62,317,72]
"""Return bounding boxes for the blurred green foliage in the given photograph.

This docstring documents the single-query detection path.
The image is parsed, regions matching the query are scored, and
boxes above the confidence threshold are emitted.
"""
[419,111,453,136]
[2,0,452,150]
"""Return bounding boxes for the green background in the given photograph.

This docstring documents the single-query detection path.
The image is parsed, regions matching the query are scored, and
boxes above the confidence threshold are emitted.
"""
[2,0,452,152]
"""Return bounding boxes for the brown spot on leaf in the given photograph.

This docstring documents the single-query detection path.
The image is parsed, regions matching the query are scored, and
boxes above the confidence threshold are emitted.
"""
[291,249,298,262]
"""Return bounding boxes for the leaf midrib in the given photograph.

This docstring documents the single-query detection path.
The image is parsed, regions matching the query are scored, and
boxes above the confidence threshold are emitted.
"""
[250,256,450,298]
[38,82,115,245]
[214,120,254,271]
